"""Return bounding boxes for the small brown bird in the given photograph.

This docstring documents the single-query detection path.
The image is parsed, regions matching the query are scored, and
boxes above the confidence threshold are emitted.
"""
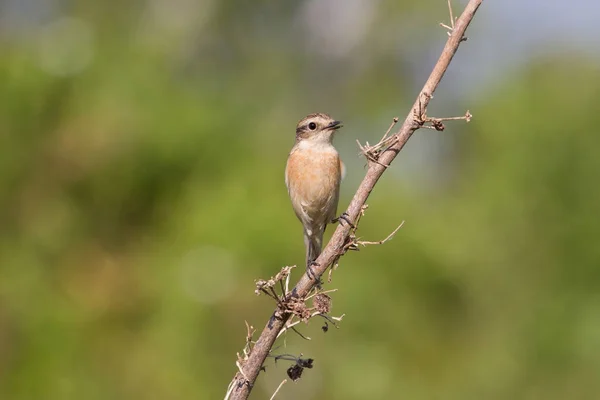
[285,113,345,278]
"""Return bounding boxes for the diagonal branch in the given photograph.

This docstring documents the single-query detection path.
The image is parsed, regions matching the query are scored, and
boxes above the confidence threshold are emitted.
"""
[227,1,484,398]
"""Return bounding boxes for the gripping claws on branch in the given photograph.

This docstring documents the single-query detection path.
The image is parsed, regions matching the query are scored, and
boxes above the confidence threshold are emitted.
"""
[306,260,323,287]
[332,212,355,229]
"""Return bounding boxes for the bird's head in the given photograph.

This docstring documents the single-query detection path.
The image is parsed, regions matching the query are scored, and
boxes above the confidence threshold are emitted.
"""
[295,113,342,145]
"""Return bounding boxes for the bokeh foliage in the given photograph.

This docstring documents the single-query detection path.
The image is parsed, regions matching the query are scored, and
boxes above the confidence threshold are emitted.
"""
[1,1,600,399]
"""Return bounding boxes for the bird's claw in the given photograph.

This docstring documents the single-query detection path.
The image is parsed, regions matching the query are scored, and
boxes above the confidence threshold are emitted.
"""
[306,260,323,287]
[332,212,355,229]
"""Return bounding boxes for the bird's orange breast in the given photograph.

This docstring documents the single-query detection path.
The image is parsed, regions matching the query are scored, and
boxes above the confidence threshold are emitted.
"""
[285,146,341,223]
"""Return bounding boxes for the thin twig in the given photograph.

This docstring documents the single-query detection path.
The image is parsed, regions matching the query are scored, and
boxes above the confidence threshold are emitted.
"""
[277,319,301,339]
[276,310,344,339]
[440,0,456,35]
[418,110,472,131]
[380,117,399,142]
[428,111,472,123]
[356,221,404,247]
[316,313,345,327]
[440,0,467,42]
[269,379,287,400]
[224,380,235,400]
[305,288,338,301]
[291,326,311,341]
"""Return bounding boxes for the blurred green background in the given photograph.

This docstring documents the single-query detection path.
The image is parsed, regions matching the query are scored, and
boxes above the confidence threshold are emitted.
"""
[2,0,600,399]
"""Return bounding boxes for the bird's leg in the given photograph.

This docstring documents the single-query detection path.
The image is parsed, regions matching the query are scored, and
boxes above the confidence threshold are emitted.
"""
[332,212,355,229]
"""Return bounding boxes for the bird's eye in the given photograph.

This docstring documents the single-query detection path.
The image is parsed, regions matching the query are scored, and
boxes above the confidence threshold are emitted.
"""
[308,122,317,130]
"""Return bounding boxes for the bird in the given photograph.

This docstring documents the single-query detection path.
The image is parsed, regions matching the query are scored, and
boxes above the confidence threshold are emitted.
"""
[285,113,345,280]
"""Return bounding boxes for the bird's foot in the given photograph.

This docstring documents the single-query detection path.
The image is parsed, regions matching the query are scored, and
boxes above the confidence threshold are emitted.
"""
[332,212,355,229]
[306,260,323,287]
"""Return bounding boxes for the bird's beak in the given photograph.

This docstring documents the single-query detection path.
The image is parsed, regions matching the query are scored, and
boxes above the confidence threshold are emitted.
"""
[326,120,343,130]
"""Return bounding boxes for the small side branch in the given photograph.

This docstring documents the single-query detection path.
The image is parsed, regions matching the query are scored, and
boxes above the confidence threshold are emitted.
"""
[440,0,467,42]
[356,221,404,247]
[417,110,472,131]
